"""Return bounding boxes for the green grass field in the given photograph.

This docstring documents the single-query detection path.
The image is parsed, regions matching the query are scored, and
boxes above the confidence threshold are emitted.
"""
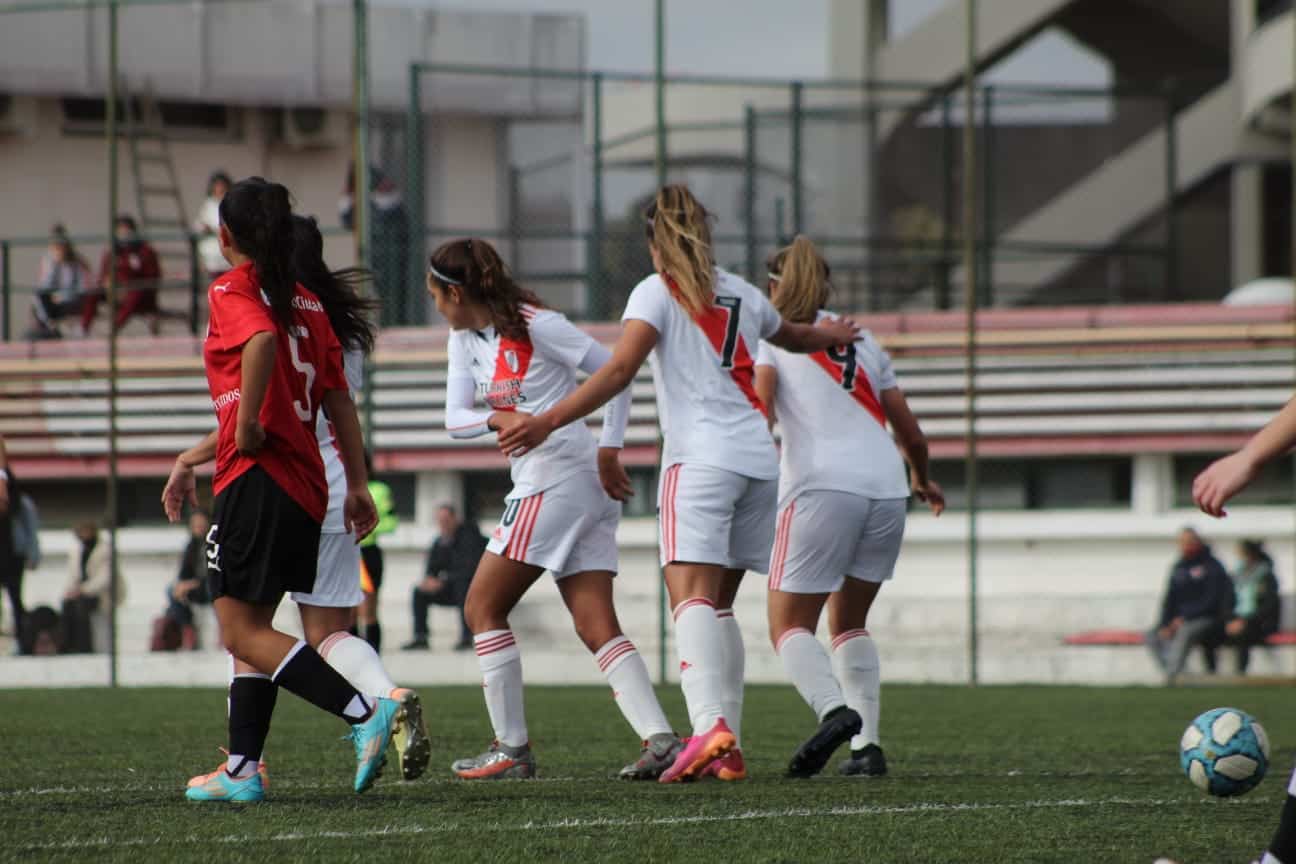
[2,684,1288,863]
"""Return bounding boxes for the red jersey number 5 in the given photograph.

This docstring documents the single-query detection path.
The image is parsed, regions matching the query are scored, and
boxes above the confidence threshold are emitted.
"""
[288,334,316,422]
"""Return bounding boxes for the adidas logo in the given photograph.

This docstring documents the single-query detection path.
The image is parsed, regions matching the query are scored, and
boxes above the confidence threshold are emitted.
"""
[679,661,692,672]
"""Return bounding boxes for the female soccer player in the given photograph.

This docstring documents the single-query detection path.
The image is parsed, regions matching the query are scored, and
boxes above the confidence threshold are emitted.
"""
[1192,395,1296,864]
[430,237,681,781]
[497,185,858,783]
[161,178,398,803]
[753,236,943,779]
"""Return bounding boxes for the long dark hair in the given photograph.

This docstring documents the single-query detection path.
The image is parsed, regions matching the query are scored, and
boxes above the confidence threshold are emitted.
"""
[291,215,378,354]
[219,177,295,331]
[428,238,542,341]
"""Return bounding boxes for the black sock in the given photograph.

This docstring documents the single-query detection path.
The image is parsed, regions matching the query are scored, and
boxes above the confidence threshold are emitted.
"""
[271,640,373,724]
[1269,792,1296,863]
[363,622,382,653]
[228,674,277,774]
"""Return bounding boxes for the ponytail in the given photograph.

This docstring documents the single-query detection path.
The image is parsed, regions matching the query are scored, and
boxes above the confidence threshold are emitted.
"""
[291,215,378,353]
[766,234,830,324]
[644,184,715,318]
[427,238,542,340]
[219,177,296,331]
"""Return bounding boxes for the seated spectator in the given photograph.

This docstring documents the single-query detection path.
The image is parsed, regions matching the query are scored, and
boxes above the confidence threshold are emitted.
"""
[192,171,231,282]
[154,510,211,651]
[81,215,163,335]
[28,225,93,340]
[1203,539,1281,675]
[61,522,118,654]
[1146,527,1234,684]
[402,505,485,651]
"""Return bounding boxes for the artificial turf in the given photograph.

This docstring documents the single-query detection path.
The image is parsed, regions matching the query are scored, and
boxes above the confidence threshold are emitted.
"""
[1,683,1287,863]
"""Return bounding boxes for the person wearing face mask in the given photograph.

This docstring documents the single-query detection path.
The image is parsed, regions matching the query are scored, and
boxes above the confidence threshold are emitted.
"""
[82,215,163,335]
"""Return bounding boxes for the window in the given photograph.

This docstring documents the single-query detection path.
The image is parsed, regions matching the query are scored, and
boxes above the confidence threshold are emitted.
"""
[932,457,1131,511]
[1174,454,1295,508]
[61,97,235,138]
[372,472,415,519]
[463,471,513,522]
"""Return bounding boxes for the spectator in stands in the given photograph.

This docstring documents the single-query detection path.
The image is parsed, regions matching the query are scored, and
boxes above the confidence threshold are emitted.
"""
[1146,527,1234,683]
[28,224,93,340]
[340,162,409,326]
[1203,539,1281,676]
[192,171,231,282]
[82,215,163,336]
[61,521,112,654]
[402,505,485,652]
[157,510,211,651]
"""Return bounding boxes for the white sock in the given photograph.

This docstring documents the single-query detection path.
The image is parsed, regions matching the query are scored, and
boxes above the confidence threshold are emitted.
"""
[225,753,258,778]
[475,629,527,748]
[832,629,880,750]
[716,609,745,744]
[777,627,846,721]
[318,631,398,699]
[673,598,726,736]
[595,636,672,740]
[1263,854,1284,864]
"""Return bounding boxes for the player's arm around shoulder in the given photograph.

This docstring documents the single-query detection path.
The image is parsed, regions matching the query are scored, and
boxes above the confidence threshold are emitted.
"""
[753,341,779,430]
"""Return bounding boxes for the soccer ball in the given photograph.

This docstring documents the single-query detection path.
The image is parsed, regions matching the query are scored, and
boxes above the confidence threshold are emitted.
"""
[1179,707,1269,797]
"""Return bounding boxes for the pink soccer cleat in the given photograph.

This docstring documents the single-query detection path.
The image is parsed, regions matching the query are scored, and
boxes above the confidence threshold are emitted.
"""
[703,748,746,781]
[658,719,736,784]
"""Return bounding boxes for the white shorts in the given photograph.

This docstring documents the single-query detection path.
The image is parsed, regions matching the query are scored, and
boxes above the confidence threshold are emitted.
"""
[486,471,620,578]
[768,491,907,593]
[658,463,777,573]
[291,531,364,608]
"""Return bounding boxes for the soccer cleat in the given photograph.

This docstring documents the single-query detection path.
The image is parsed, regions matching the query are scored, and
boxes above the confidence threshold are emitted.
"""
[618,733,683,780]
[703,747,747,781]
[787,707,863,778]
[349,697,401,793]
[452,741,536,780]
[658,718,736,784]
[187,749,269,791]
[838,742,888,777]
[390,688,431,782]
[184,769,265,803]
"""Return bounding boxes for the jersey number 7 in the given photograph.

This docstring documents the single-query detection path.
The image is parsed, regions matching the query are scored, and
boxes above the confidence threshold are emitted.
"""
[715,296,742,369]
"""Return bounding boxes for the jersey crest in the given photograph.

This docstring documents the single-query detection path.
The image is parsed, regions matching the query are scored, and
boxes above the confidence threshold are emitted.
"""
[485,335,534,411]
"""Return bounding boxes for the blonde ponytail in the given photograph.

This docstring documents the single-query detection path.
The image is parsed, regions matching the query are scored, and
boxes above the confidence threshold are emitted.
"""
[766,235,829,324]
[645,185,715,318]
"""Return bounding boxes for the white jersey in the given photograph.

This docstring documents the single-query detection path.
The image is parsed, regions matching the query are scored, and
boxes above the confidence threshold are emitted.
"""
[317,348,365,534]
[446,305,629,500]
[622,268,782,479]
[755,311,909,503]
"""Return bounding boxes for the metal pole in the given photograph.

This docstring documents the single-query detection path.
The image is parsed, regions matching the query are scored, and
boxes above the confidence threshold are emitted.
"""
[187,233,200,336]
[790,82,804,235]
[1163,80,1178,302]
[981,85,994,307]
[744,105,757,282]
[353,0,375,439]
[1,241,10,342]
[961,0,979,687]
[654,0,666,191]
[106,0,121,689]
[939,91,954,310]
[406,63,424,314]
[590,73,605,319]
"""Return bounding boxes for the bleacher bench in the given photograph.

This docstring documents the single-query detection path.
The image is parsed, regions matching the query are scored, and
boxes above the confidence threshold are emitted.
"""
[1063,629,1296,646]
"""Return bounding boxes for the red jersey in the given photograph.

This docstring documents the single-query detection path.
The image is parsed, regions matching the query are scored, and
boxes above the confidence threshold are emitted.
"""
[98,242,161,288]
[203,261,345,522]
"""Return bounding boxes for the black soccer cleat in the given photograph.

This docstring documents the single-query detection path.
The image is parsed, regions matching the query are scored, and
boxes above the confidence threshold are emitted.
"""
[786,707,863,778]
[838,742,888,777]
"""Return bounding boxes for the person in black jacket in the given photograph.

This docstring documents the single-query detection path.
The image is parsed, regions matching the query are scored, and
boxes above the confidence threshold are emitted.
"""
[1202,539,1281,675]
[1146,528,1234,683]
[161,510,211,649]
[402,505,486,651]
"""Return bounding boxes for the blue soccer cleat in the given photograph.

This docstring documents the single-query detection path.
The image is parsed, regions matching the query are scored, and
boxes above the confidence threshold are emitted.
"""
[184,769,265,803]
[350,697,401,793]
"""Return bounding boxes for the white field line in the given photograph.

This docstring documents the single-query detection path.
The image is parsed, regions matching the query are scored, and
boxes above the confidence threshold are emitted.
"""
[17,797,1237,852]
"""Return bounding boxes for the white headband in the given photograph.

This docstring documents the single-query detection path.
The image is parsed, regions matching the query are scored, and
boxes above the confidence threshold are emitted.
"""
[767,272,783,282]
[427,263,463,286]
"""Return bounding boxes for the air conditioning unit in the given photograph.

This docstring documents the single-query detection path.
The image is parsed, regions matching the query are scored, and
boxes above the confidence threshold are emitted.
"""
[281,107,345,150]
[0,94,38,137]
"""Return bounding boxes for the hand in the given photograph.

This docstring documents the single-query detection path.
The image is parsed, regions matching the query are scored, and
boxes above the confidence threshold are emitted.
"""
[497,412,557,457]
[1192,450,1259,517]
[345,487,378,542]
[597,448,634,502]
[171,582,188,602]
[235,419,265,457]
[912,478,945,516]
[488,411,527,437]
[420,577,446,594]
[161,458,198,523]
[817,315,860,347]
[1225,618,1246,638]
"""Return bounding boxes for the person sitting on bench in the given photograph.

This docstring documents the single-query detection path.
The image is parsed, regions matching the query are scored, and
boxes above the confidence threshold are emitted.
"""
[1202,539,1280,676]
[1145,527,1233,684]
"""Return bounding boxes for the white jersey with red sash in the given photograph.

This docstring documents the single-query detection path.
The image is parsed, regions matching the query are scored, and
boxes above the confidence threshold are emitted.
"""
[756,311,909,504]
[622,268,781,480]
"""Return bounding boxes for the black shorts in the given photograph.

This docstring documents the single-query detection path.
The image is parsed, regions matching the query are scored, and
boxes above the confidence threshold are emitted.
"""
[360,545,384,592]
[207,465,321,606]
